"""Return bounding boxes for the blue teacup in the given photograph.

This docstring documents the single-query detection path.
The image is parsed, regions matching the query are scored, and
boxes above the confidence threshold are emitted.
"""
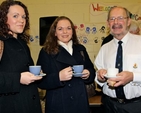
[72,65,84,73]
[29,65,41,75]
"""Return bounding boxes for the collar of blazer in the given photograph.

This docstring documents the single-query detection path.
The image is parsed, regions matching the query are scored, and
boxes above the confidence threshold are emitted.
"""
[52,44,86,65]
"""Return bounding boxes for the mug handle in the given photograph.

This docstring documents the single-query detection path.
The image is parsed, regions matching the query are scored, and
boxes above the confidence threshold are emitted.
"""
[71,67,75,73]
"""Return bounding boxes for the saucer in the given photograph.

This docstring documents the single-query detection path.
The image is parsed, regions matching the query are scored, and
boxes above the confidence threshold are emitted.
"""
[73,73,87,77]
[36,73,46,77]
[104,74,117,79]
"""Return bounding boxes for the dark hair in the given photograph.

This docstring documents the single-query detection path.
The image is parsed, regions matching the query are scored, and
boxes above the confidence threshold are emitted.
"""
[0,0,30,42]
[107,6,131,21]
[43,16,79,54]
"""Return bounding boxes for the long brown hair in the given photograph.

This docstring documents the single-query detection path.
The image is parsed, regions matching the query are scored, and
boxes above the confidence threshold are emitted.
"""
[0,1,30,42]
[43,16,79,54]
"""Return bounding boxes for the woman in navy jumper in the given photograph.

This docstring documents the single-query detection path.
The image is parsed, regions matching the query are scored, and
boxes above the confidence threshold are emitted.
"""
[37,16,96,113]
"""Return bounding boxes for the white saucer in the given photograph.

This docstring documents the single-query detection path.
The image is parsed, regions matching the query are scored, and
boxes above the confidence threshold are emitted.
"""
[36,73,46,77]
[104,74,117,79]
[73,73,87,77]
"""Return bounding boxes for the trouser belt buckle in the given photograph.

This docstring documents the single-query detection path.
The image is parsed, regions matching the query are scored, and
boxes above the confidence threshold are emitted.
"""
[117,99,125,103]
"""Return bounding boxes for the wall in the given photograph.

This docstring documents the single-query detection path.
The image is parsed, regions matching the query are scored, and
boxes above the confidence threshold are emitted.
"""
[0,0,141,64]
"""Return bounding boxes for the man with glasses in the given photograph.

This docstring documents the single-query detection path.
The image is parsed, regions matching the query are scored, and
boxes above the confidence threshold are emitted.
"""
[101,18,140,46]
[94,6,141,113]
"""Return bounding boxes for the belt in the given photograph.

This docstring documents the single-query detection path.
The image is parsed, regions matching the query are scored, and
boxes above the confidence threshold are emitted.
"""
[0,92,17,97]
[109,96,141,104]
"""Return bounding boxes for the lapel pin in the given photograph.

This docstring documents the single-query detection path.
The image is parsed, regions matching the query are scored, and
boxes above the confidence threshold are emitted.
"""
[133,63,137,69]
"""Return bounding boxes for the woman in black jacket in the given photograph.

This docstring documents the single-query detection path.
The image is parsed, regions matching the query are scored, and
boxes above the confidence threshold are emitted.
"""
[37,16,96,113]
[0,1,42,113]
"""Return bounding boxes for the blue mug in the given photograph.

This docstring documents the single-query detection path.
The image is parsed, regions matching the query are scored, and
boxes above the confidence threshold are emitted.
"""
[29,65,41,75]
[72,65,84,73]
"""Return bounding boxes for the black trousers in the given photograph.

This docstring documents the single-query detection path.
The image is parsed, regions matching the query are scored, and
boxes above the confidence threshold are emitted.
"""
[102,94,141,113]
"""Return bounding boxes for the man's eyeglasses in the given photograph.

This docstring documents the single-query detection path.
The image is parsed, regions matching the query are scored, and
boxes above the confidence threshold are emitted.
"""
[109,16,129,22]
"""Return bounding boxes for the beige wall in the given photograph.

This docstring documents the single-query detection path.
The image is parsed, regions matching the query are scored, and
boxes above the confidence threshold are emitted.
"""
[0,0,141,64]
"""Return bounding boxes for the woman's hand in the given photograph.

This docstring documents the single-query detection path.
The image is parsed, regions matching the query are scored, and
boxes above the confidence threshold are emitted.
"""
[81,69,90,79]
[20,72,42,85]
[59,66,73,81]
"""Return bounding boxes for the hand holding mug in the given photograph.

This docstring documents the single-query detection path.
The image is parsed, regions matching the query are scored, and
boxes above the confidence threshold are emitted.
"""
[59,66,73,81]
[81,69,89,79]
[20,72,42,85]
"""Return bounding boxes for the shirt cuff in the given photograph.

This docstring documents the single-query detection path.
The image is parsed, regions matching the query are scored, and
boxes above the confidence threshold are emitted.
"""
[133,72,141,82]
[95,74,104,87]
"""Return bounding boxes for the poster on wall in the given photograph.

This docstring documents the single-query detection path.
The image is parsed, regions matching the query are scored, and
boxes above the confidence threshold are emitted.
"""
[74,23,107,45]
[89,2,141,23]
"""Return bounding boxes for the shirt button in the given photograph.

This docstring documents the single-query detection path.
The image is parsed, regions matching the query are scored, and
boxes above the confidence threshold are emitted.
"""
[26,63,30,67]
[68,84,71,87]
[32,95,36,100]
[11,92,16,95]
[79,81,82,84]
[4,93,9,96]
[70,96,74,99]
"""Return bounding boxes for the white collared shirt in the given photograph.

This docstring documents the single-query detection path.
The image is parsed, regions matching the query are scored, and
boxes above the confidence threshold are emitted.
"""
[58,40,73,55]
[94,32,141,99]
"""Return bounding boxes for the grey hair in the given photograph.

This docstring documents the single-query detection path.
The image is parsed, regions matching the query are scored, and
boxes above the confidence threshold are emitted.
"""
[107,6,131,21]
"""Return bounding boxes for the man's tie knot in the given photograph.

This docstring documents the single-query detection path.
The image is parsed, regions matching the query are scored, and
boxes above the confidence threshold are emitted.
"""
[118,41,123,45]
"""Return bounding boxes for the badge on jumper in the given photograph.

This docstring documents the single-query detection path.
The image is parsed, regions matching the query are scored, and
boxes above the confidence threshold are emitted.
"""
[133,63,137,69]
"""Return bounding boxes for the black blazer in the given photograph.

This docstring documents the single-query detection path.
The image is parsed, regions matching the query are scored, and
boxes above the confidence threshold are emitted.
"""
[0,36,42,113]
[37,44,95,113]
